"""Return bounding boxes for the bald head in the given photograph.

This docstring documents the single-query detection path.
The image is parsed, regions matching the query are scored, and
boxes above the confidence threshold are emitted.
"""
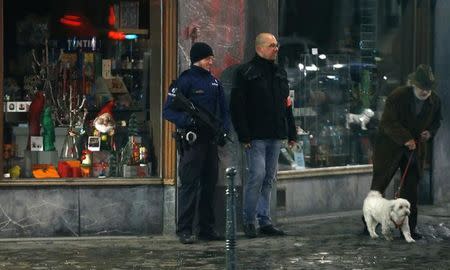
[255,33,275,48]
[255,33,279,61]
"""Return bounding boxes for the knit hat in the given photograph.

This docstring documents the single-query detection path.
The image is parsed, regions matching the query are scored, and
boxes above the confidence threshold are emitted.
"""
[190,42,214,64]
[408,64,436,91]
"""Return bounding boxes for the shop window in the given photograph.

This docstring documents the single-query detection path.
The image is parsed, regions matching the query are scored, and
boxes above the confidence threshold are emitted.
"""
[2,0,156,179]
[278,0,404,170]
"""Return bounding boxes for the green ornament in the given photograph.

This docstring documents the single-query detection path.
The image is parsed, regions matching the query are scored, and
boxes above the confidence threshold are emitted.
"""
[128,113,139,136]
[42,106,56,151]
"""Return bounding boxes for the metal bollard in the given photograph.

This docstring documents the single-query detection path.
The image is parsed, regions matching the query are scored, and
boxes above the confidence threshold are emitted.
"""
[225,167,237,270]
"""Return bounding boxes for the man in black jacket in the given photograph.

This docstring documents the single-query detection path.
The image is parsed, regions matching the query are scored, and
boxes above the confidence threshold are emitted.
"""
[230,33,296,238]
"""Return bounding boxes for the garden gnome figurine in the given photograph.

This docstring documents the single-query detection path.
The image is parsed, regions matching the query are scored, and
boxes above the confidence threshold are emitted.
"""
[42,106,56,151]
[92,100,116,151]
[93,100,116,135]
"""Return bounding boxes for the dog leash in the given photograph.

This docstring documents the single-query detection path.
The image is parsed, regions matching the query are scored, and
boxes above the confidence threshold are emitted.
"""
[394,147,416,199]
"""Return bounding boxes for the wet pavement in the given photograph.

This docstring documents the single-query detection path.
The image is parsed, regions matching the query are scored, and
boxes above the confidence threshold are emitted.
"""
[0,203,449,270]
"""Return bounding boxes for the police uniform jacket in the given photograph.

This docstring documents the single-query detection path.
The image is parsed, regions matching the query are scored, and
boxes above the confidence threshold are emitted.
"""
[230,55,296,144]
[163,65,230,141]
[372,85,441,181]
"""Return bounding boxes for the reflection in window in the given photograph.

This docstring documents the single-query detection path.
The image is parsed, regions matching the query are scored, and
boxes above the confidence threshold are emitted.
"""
[278,0,403,170]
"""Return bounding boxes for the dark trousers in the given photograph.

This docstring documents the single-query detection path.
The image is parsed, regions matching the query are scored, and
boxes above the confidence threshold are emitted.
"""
[370,151,420,231]
[177,141,219,235]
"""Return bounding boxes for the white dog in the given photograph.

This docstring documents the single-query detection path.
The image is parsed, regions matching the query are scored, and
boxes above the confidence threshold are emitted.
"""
[345,108,375,130]
[363,191,415,243]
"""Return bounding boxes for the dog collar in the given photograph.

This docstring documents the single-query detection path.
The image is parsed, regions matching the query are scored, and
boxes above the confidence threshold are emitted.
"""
[390,217,405,229]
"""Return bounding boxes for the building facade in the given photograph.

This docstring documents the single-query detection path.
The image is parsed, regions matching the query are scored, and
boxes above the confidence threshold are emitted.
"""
[0,0,447,237]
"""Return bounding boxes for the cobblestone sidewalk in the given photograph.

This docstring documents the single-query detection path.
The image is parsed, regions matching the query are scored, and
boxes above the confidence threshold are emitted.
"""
[0,203,449,269]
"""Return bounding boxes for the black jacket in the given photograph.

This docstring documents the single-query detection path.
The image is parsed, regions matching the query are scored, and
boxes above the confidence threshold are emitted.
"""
[163,65,230,141]
[230,55,296,143]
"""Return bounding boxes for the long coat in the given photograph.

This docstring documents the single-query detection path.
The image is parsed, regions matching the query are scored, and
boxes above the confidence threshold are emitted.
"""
[372,86,441,188]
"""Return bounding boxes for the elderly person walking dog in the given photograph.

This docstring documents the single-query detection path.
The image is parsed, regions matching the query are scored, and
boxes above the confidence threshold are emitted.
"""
[366,64,442,240]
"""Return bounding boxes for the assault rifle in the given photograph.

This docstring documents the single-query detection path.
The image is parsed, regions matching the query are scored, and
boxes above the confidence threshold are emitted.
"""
[169,87,231,147]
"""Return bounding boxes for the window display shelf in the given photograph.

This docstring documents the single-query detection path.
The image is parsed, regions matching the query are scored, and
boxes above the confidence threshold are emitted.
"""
[0,177,162,186]
[117,28,149,35]
[277,164,372,180]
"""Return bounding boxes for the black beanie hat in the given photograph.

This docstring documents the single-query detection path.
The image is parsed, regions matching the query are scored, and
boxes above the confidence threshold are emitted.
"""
[190,42,214,64]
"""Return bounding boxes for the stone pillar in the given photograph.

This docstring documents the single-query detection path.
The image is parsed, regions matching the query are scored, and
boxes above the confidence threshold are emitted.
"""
[177,0,279,234]
[163,185,177,234]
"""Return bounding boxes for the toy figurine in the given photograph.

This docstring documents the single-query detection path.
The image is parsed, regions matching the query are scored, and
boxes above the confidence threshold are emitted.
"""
[98,161,107,178]
[81,149,92,177]
[81,149,92,167]
[345,108,375,130]
[93,100,115,135]
[139,146,148,164]
[92,100,116,151]
[132,138,140,165]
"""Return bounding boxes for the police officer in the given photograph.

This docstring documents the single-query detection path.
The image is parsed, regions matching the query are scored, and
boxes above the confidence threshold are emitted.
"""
[163,42,230,244]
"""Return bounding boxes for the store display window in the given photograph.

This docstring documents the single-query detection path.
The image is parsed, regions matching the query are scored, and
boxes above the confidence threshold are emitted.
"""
[2,0,156,179]
[278,0,404,170]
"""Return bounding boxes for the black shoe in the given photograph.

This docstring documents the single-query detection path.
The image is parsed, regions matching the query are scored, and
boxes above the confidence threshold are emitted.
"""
[178,233,195,244]
[362,215,369,235]
[259,225,286,236]
[243,224,257,238]
[198,230,224,241]
[411,231,423,240]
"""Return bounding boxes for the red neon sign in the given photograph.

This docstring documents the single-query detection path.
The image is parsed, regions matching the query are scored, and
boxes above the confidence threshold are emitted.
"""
[60,15,82,27]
